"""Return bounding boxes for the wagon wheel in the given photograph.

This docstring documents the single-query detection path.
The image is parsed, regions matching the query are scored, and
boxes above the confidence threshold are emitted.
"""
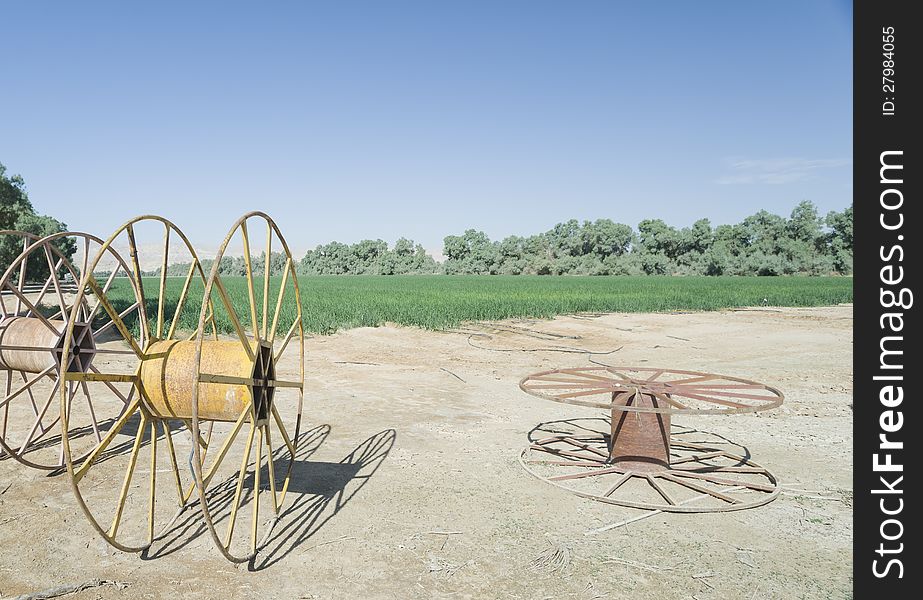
[520,424,780,513]
[189,212,304,562]
[518,367,783,512]
[520,366,783,415]
[0,230,123,469]
[59,216,217,552]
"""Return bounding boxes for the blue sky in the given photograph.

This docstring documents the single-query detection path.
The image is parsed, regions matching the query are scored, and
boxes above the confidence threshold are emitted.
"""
[1,1,852,257]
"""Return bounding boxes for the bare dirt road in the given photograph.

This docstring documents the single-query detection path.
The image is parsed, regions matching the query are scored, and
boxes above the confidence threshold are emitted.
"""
[0,306,852,599]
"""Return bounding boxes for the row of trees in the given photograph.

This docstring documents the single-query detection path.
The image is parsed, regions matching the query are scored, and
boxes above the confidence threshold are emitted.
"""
[442,201,852,276]
[162,200,851,277]
[299,238,438,275]
[5,162,852,278]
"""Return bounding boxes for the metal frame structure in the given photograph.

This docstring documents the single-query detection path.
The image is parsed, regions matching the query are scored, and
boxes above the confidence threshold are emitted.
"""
[519,366,784,512]
[54,212,304,562]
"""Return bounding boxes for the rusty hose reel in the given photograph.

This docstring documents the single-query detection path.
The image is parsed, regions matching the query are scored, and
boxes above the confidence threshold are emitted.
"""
[0,230,133,470]
[58,213,304,562]
[519,366,784,512]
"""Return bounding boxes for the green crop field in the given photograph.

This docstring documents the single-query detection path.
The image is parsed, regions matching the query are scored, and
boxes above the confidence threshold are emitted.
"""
[99,275,852,337]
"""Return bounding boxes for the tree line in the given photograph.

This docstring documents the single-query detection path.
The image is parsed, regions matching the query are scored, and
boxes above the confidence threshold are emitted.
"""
[299,200,852,277]
[443,201,852,276]
[4,163,852,278]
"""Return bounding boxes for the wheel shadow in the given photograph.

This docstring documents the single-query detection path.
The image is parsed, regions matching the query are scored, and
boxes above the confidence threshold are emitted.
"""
[143,425,394,566]
[527,416,754,468]
[249,428,396,570]
[144,423,332,559]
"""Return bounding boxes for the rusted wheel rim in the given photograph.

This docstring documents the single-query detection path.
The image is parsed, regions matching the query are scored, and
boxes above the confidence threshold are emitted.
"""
[520,422,780,513]
[520,366,783,415]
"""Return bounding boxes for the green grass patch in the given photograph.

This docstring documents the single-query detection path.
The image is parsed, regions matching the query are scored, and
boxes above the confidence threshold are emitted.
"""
[102,275,852,336]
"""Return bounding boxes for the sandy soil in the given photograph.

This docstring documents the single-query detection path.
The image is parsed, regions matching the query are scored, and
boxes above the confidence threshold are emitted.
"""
[0,306,853,599]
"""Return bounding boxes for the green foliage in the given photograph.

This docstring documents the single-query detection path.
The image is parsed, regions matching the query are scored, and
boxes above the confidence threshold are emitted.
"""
[300,238,438,275]
[102,275,853,336]
[1,162,75,281]
[442,201,852,276]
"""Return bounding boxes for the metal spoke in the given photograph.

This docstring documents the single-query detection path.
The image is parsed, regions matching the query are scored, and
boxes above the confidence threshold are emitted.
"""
[2,283,60,334]
[80,379,102,444]
[660,472,742,504]
[667,470,776,492]
[161,421,185,507]
[73,396,142,483]
[30,255,65,319]
[669,388,778,402]
[268,259,291,345]
[556,369,619,383]
[224,417,256,549]
[524,382,630,391]
[0,366,56,411]
[270,405,295,457]
[83,275,143,358]
[148,416,157,543]
[262,223,271,339]
[556,387,625,401]
[156,225,170,339]
[251,424,263,554]
[64,372,138,384]
[92,301,141,339]
[603,472,633,497]
[267,379,303,389]
[198,407,252,490]
[2,370,11,444]
[650,390,688,410]
[560,437,610,458]
[646,474,675,505]
[670,451,725,465]
[529,445,606,463]
[108,411,147,538]
[240,221,261,345]
[125,224,147,333]
[549,466,623,482]
[17,379,63,454]
[644,369,665,381]
[660,374,718,386]
[166,262,197,340]
[86,365,134,404]
[668,390,748,409]
[264,424,279,514]
[273,319,299,363]
[213,277,255,361]
[85,266,122,325]
[14,236,28,314]
[43,244,69,323]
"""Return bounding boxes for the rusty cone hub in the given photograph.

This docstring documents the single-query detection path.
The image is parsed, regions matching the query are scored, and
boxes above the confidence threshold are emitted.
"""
[608,391,671,471]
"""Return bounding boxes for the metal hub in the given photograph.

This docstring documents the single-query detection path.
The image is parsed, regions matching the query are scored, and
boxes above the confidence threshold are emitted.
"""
[56,322,96,373]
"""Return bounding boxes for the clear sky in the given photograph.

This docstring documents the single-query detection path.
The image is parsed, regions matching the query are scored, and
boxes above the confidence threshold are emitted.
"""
[1,0,852,258]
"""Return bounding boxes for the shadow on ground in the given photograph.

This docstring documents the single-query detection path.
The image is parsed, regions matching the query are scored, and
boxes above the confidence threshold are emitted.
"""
[141,424,395,567]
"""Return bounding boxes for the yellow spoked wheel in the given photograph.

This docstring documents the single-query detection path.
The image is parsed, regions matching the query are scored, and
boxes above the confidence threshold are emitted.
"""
[188,212,304,562]
[59,216,216,552]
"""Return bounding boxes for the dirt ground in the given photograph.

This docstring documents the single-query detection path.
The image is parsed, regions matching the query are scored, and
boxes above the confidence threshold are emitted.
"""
[0,305,853,599]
